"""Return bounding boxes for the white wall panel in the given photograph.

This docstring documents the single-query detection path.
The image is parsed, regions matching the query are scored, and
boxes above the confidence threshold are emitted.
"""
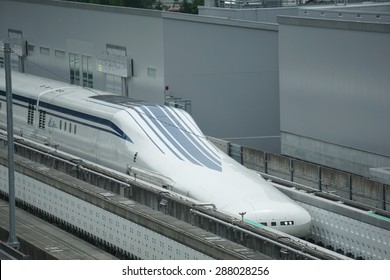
[302,202,389,259]
[0,165,212,260]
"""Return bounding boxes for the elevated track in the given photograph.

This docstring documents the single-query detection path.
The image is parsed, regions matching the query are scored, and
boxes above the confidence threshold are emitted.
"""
[0,132,353,259]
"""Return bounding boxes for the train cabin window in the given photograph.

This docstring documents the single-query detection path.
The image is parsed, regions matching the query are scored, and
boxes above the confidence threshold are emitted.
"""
[280,221,294,226]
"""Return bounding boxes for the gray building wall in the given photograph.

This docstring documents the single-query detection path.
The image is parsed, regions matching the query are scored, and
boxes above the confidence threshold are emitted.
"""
[278,16,390,177]
[0,0,165,104]
[199,6,299,24]
[162,13,280,152]
[0,0,282,153]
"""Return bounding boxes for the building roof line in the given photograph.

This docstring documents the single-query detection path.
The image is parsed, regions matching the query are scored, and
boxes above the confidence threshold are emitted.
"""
[0,0,162,18]
[277,15,390,33]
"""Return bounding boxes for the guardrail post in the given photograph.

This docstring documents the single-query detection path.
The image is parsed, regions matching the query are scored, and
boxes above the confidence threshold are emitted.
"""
[382,184,386,211]
[289,159,294,182]
[348,174,353,200]
[318,166,322,191]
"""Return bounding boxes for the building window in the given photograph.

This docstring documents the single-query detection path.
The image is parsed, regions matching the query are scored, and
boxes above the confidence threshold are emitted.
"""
[82,55,93,88]
[69,52,80,85]
[106,74,122,94]
[40,47,50,56]
[8,29,23,71]
[147,67,157,78]
[55,50,65,59]
[102,44,128,95]
[0,55,3,68]
[27,43,35,54]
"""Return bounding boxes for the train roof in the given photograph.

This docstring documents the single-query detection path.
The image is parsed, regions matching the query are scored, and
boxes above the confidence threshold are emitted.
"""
[90,95,152,109]
[0,70,97,99]
[0,71,156,112]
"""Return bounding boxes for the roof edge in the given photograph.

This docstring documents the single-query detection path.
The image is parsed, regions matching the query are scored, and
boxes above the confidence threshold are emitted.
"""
[277,15,390,33]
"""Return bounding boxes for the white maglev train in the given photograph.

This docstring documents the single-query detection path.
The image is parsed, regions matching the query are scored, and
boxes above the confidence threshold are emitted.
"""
[0,71,311,237]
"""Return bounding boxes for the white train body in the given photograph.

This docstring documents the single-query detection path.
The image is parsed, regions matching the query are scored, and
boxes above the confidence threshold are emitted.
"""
[0,71,311,237]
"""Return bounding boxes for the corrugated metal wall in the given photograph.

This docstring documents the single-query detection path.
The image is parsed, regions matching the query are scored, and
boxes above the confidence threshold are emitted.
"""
[278,16,390,176]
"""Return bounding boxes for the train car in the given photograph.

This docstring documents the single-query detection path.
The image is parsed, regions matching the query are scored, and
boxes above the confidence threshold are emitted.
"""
[0,71,311,237]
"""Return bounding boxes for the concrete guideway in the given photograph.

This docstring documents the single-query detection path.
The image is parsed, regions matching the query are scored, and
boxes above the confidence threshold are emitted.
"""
[0,149,269,260]
[0,199,118,260]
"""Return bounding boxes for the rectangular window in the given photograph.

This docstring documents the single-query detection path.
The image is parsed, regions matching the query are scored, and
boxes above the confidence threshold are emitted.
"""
[69,52,80,85]
[27,102,35,125]
[106,74,122,94]
[8,29,23,71]
[40,47,50,56]
[147,67,157,78]
[82,55,93,88]
[106,44,127,56]
[27,43,35,53]
[55,50,65,59]
[38,110,46,129]
[0,55,3,68]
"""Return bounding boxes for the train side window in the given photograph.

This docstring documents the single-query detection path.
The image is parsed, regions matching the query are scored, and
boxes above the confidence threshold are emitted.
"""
[59,120,62,130]
[64,121,67,131]
[69,123,72,133]
[271,222,276,226]
[74,124,77,134]
[27,102,35,125]
[38,110,46,129]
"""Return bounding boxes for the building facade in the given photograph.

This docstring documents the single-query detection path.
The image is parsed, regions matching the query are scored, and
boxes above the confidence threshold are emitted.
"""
[278,4,390,179]
[200,2,390,180]
[0,0,281,153]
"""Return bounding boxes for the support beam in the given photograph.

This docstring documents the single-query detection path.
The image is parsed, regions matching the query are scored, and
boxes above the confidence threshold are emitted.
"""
[4,42,19,250]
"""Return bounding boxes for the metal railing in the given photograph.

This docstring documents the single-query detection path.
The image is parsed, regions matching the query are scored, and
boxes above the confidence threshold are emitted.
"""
[211,141,390,212]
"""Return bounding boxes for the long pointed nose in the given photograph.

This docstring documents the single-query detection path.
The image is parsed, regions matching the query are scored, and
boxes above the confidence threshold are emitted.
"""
[245,203,312,238]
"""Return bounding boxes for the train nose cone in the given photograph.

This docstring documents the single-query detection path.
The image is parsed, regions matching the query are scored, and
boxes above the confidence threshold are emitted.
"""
[287,205,312,238]
[246,203,312,238]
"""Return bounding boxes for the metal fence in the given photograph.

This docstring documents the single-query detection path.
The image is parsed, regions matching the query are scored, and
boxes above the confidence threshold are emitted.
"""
[211,141,390,211]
